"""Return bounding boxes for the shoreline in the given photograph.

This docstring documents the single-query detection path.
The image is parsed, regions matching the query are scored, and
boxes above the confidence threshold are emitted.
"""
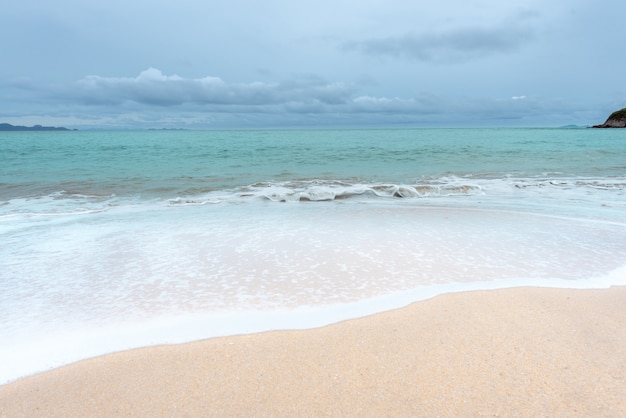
[1,271,624,386]
[1,286,624,416]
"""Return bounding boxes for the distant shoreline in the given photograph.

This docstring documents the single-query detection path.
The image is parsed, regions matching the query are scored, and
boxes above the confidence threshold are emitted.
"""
[0,123,75,131]
[0,124,605,132]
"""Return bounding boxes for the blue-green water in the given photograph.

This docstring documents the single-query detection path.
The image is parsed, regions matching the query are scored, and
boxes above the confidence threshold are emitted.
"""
[2,129,625,200]
[1,128,625,383]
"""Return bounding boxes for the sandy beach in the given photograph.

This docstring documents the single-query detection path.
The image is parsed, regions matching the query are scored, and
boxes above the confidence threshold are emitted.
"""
[1,286,624,417]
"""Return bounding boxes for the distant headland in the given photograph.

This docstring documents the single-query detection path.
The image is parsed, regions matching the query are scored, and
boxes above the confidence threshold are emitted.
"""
[0,123,75,131]
[592,108,626,128]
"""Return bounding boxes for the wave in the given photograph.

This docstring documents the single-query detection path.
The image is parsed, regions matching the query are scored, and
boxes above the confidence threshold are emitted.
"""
[167,179,485,205]
[0,190,119,219]
[2,176,625,218]
[167,176,626,205]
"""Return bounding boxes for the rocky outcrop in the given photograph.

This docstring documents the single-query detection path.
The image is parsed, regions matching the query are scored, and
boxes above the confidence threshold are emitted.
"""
[592,108,626,128]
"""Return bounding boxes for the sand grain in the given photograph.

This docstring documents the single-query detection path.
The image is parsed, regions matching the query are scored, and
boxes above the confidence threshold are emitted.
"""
[1,287,625,416]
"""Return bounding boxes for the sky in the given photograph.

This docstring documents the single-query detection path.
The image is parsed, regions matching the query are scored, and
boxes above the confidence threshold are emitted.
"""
[1,0,625,129]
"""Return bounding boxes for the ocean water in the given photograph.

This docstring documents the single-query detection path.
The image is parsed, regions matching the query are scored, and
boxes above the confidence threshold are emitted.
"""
[1,128,625,383]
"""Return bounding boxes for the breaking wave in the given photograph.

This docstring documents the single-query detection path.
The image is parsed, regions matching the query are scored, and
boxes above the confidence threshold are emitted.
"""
[167,179,484,205]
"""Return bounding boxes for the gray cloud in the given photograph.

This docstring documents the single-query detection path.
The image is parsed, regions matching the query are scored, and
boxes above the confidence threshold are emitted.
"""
[2,1,625,129]
[344,25,534,63]
[62,69,450,118]
[71,68,355,108]
[0,64,614,129]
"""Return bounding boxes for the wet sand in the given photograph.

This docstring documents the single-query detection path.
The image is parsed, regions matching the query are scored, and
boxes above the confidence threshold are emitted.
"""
[1,286,625,417]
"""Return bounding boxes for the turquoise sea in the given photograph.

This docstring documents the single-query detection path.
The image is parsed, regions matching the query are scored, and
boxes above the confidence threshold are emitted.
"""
[1,128,625,383]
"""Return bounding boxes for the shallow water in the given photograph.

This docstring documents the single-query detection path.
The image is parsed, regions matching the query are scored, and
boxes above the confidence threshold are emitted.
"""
[1,128,625,383]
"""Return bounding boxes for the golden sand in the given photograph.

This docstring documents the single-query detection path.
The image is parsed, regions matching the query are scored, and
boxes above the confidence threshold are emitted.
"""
[1,286,625,417]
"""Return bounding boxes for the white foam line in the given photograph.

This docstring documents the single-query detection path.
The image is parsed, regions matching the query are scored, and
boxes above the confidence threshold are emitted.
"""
[2,268,625,386]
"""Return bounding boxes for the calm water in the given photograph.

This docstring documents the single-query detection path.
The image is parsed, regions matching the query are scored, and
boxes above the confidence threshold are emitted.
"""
[2,128,626,199]
[1,128,625,383]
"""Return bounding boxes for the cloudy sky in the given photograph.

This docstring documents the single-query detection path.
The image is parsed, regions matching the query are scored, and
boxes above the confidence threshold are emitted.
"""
[1,0,624,129]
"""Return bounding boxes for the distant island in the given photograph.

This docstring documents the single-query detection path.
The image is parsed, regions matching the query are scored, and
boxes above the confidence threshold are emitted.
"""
[592,108,626,128]
[147,128,188,131]
[0,123,75,131]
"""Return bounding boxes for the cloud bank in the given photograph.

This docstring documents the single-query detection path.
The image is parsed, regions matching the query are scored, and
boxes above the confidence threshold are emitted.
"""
[66,68,454,118]
[74,68,355,108]
[1,67,603,129]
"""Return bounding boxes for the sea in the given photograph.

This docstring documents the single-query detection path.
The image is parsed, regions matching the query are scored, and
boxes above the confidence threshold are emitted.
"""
[1,127,625,384]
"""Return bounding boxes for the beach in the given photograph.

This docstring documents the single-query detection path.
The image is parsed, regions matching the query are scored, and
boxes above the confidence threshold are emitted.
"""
[1,128,625,415]
[1,286,624,417]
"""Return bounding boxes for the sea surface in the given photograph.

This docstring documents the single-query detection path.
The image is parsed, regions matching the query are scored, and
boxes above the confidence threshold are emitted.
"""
[1,128,625,383]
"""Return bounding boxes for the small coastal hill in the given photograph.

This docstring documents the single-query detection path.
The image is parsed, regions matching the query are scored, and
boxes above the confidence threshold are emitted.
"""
[0,123,74,131]
[592,108,626,128]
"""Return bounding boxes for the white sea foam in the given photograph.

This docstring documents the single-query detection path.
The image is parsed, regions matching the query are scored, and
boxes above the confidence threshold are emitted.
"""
[3,175,624,220]
[1,202,625,384]
[162,175,625,206]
